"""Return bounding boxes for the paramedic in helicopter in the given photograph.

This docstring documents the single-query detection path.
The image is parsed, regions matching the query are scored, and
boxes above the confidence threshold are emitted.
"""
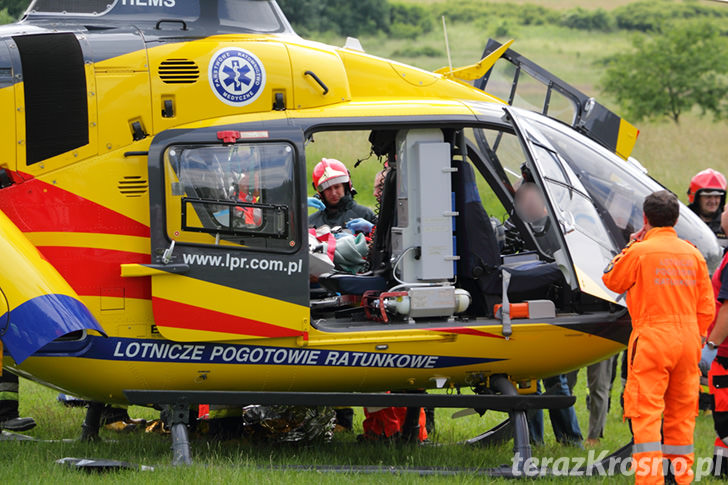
[688,168,727,247]
[308,158,377,234]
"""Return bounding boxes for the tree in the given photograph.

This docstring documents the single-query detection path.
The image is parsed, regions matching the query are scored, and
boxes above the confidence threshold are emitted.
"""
[601,21,728,124]
[0,0,29,20]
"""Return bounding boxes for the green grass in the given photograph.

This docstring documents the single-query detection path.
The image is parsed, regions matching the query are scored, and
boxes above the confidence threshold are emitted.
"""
[2,372,723,483]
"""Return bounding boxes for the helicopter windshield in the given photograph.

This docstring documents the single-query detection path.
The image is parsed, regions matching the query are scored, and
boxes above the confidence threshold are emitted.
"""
[24,0,291,34]
[524,113,722,272]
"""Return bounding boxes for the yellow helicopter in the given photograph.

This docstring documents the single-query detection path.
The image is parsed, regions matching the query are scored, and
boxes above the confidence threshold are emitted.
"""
[0,0,721,468]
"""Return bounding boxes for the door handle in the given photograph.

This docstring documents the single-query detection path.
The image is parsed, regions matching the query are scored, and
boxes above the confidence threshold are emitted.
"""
[121,263,190,277]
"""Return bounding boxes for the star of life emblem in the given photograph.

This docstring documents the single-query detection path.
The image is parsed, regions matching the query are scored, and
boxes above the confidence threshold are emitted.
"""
[209,48,266,107]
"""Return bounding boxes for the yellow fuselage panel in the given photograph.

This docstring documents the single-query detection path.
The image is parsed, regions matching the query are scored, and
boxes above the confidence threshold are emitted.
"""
[147,37,292,132]
[0,84,15,171]
[94,46,153,154]
[7,322,622,404]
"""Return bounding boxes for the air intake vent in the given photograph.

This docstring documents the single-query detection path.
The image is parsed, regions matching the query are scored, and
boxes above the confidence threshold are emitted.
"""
[118,176,148,198]
[158,58,200,84]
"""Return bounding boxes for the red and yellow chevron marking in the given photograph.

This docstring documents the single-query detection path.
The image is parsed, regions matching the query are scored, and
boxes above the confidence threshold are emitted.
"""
[152,274,308,342]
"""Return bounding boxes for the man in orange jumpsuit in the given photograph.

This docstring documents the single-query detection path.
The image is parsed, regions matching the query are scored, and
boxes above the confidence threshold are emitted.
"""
[603,190,715,485]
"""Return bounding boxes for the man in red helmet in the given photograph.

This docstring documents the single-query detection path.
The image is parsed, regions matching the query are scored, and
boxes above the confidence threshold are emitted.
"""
[309,158,376,234]
[688,168,727,247]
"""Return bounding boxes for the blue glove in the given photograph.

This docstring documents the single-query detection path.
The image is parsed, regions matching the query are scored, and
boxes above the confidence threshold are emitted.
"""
[346,218,373,234]
[307,197,325,210]
[701,344,718,373]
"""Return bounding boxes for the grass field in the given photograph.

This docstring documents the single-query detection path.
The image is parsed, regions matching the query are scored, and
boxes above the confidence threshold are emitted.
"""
[2,371,723,483]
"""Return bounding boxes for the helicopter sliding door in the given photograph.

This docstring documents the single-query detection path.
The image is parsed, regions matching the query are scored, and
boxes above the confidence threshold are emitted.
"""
[142,127,310,343]
[506,108,621,304]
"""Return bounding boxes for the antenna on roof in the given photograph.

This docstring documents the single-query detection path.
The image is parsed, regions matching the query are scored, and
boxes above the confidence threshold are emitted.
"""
[442,16,453,75]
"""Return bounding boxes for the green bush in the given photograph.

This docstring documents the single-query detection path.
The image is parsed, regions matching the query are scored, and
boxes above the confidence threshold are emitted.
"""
[391,45,444,58]
[0,7,13,24]
[561,7,612,31]
[612,0,728,32]
[388,22,422,40]
[390,3,433,33]
[494,20,512,38]
[517,4,559,26]
[0,0,28,19]
[432,2,558,28]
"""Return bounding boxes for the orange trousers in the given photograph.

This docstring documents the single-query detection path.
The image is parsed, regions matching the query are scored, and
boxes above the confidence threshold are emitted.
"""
[624,323,701,485]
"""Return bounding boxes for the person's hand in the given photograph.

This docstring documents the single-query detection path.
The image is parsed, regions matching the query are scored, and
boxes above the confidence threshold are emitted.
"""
[630,226,647,242]
[307,197,325,210]
[346,218,373,234]
[700,343,718,376]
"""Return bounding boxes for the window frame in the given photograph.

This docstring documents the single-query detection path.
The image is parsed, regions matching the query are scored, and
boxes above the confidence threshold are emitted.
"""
[162,140,300,254]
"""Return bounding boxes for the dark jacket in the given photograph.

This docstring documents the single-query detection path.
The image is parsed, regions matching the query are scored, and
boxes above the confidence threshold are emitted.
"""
[308,194,376,229]
[689,202,727,247]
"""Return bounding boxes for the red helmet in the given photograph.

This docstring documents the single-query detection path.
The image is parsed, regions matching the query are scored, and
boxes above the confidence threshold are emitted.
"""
[312,158,350,192]
[688,168,727,203]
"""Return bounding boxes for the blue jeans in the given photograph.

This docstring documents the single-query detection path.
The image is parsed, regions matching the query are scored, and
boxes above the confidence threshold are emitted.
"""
[527,374,583,446]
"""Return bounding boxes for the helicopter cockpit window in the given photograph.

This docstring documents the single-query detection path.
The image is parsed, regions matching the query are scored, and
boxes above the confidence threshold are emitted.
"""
[164,143,296,251]
[473,128,564,259]
[482,60,577,126]
[529,142,615,254]
[27,0,115,15]
[529,116,722,271]
[219,1,285,33]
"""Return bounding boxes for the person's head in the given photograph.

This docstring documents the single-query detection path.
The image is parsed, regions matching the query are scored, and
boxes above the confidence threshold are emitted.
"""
[321,183,345,206]
[698,192,723,217]
[312,158,351,207]
[515,183,547,223]
[688,168,726,219]
[643,190,679,228]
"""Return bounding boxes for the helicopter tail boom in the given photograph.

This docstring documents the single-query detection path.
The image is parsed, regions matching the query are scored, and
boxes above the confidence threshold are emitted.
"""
[0,209,106,365]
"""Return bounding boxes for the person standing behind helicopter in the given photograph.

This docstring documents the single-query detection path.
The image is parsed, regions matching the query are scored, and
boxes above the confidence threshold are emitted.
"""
[688,168,727,248]
[308,158,376,234]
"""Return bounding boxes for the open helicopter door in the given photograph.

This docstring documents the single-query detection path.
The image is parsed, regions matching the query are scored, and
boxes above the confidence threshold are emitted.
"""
[505,107,622,305]
[127,127,310,342]
[476,39,639,161]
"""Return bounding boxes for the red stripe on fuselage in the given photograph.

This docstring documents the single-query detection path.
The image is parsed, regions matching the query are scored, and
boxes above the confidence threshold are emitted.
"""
[0,178,149,237]
[37,246,151,300]
[152,297,304,338]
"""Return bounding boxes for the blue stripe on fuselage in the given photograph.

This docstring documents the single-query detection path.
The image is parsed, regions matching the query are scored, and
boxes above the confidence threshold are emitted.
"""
[38,336,504,370]
[0,294,105,364]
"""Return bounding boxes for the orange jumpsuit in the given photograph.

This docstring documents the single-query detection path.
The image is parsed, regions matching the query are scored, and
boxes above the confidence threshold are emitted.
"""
[603,227,715,485]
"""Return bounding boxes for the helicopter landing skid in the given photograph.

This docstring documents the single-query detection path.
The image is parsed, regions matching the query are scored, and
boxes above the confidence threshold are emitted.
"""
[125,375,573,473]
[79,401,105,442]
